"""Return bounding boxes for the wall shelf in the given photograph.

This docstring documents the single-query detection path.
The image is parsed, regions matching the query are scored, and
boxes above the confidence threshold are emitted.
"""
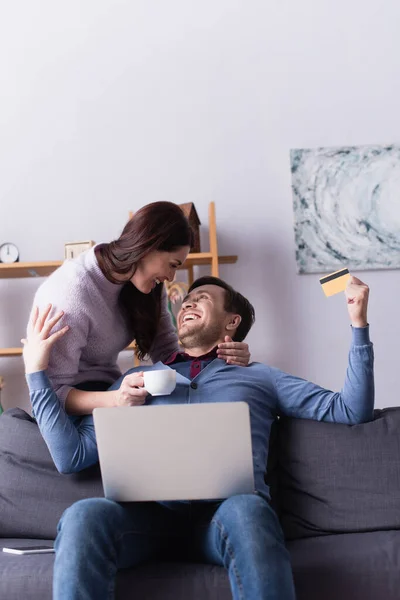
[0,255,237,279]
[0,348,23,357]
[0,262,63,279]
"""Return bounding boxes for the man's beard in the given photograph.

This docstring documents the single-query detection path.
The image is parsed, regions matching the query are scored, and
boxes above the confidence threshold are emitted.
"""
[178,322,221,350]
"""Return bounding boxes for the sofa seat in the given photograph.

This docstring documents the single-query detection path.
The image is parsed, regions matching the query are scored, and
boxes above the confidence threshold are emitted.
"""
[116,562,231,600]
[0,538,55,600]
[0,538,231,600]
[288,529,400,600]
[4,530,400,600]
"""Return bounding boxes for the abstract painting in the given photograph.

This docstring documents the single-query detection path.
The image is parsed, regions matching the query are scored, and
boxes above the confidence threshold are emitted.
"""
[290,144,400,274]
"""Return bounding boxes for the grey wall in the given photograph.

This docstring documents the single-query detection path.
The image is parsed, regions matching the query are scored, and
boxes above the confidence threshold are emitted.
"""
[1,0,399,412]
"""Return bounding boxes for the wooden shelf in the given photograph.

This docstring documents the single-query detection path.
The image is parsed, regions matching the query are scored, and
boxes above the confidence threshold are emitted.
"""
[0,261,62,279]
[0,348,23,357]
[0,254,237,279]
[183,253,237,267]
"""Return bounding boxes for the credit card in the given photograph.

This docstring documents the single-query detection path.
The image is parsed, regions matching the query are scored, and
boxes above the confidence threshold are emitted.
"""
[319,268,350,297]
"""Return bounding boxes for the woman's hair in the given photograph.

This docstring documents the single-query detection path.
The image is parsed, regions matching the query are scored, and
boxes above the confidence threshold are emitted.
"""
[97,202,193,359]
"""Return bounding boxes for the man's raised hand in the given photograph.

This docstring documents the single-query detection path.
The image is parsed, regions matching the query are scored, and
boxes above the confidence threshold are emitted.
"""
[22,304,69,374]
[345,276,369,328]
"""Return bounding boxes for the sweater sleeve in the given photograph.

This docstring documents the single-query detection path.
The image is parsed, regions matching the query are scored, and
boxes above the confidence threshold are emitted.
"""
[26,371,98,474]
[149,285,180,364]
[272,326,374,424]
[32,277,91,407]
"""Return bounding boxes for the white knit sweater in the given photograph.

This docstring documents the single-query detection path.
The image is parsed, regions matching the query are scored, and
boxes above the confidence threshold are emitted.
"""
[32,248,179,406]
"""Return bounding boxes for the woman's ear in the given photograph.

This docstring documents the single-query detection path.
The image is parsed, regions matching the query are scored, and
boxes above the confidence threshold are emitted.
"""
[225,314,242,333]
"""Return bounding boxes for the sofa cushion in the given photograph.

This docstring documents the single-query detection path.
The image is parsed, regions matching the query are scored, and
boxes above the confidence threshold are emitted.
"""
[0,408,103,539]
[288,530,400,600]
[277,408,400,539]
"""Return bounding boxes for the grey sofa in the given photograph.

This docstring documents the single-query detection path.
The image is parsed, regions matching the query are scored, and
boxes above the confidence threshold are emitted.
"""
[1,406,400,600]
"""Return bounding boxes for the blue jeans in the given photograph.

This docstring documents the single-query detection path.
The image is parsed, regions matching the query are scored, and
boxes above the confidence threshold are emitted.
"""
[53,494,295,600]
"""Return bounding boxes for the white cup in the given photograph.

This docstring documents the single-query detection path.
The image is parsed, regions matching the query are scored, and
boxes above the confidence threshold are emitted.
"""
[143,370,176,396]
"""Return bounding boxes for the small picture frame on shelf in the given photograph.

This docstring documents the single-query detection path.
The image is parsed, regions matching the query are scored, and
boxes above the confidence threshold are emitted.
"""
[64,241,95,260]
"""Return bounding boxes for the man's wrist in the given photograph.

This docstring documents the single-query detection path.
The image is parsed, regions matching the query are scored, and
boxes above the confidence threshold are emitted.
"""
[25,367,46,376]
[25,360,49,375]
[350,320,368,328]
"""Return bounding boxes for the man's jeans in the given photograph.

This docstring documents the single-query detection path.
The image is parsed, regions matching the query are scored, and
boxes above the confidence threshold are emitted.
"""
[53,494,296,600]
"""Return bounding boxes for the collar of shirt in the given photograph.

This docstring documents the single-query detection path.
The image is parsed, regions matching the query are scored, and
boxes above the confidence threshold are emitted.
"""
[164,347,218,366]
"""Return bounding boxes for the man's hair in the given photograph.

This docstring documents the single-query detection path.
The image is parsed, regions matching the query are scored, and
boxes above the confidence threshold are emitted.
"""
[188,276,255,342]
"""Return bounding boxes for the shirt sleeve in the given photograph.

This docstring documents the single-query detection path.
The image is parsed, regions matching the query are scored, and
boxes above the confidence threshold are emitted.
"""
[149,285,180,364]
[272,326,374,424]
[26,371,98,474]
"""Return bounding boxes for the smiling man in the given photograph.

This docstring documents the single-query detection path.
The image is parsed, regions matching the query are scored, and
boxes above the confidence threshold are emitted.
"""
[24,275,374,600]
[178,283,244,352]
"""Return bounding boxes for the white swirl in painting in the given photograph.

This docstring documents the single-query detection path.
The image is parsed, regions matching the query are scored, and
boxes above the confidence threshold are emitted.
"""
[291,145,400,273]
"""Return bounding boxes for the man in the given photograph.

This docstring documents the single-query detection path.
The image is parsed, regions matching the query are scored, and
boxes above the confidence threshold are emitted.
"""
[23,275,373,600]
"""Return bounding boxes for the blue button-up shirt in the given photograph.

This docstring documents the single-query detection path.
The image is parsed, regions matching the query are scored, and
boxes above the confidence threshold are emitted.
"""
[27,327,374,500]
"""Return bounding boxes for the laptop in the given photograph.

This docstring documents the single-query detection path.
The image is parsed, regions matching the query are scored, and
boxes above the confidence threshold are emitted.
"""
[93,402,254,502]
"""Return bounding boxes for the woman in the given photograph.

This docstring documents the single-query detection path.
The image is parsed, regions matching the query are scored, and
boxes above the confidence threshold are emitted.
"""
[30,201,250,415]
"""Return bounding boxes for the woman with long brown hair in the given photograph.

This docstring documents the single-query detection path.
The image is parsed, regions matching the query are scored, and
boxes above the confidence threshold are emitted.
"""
[28,201,250,415]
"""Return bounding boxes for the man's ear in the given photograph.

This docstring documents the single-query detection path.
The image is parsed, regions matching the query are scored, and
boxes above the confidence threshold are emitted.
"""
[225,314,242,333]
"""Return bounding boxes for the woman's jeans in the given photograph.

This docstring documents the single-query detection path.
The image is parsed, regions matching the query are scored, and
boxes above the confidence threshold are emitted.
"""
[54,494,296,600]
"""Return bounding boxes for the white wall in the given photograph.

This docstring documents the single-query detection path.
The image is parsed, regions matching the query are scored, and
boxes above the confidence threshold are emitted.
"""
[1,0,399,412]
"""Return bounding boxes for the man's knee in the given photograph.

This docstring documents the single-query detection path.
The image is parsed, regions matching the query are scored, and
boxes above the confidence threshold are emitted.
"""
[57,497,116,536]
[214,494,281,537]
[217,493,272,516]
